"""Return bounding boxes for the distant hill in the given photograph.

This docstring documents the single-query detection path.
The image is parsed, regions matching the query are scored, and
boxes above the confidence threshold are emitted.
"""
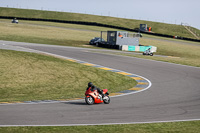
[0,7,199,40]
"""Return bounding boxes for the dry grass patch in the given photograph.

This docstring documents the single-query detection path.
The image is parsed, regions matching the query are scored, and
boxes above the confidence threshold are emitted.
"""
[0,21,99,46]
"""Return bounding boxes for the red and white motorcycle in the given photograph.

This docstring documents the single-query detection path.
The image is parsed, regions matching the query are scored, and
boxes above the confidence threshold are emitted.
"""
[85,88,110,105]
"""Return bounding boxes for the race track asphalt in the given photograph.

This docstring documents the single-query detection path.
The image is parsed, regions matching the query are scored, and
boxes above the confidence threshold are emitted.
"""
[0,41,200,126]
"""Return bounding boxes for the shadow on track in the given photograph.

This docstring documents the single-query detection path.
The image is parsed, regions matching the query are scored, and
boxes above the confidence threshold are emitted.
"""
[65,101,87,106]
[64,101,105,106]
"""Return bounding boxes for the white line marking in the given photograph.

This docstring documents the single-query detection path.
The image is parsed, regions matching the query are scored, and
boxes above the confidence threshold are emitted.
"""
[0,119,200,127]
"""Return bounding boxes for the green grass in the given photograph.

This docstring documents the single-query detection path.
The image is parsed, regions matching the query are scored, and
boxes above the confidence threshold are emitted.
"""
[17,19,122,32]
[0,7,200,39]
[91,35,200,67]
[0,121,200,133]
[0,19,91,46]
[0,19,110,47]
[135,37,200,67]
[0,49,136,102]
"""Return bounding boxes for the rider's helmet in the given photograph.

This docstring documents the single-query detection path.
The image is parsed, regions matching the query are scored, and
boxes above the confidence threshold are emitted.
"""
[88,82,93,87]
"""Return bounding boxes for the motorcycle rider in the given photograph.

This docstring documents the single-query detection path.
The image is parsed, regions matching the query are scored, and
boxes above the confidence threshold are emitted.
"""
[87,82,105,99]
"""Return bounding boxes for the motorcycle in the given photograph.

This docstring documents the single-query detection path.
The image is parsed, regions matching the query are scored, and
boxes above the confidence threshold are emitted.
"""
[143,48,154,56]
[85,88,110,105]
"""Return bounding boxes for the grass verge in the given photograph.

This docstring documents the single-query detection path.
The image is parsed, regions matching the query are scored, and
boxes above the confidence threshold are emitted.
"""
[0,49,136,102]
[93,36,200,67]
[138,37,200,67]
[0,121,200,133]
[0,20,96,47]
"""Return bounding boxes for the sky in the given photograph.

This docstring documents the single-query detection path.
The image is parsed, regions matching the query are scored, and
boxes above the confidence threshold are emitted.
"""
[0,0,200,29]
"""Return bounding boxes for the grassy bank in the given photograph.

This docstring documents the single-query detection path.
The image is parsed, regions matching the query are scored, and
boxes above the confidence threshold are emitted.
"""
[0,121,200,133]
[0,19,96,47]
[0,19,112,47]
[0,49,136,102]
[1,7,200,39]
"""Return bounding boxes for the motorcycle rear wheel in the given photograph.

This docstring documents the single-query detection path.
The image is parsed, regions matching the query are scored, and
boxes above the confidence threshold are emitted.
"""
[85,96,94,105]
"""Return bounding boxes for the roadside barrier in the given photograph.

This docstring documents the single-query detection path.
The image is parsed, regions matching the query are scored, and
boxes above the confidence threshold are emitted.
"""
[122,45,157,52]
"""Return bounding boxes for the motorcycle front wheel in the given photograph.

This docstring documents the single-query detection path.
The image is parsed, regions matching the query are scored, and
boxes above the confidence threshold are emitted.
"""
[85,96,94,105]
[103,96,110,104]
